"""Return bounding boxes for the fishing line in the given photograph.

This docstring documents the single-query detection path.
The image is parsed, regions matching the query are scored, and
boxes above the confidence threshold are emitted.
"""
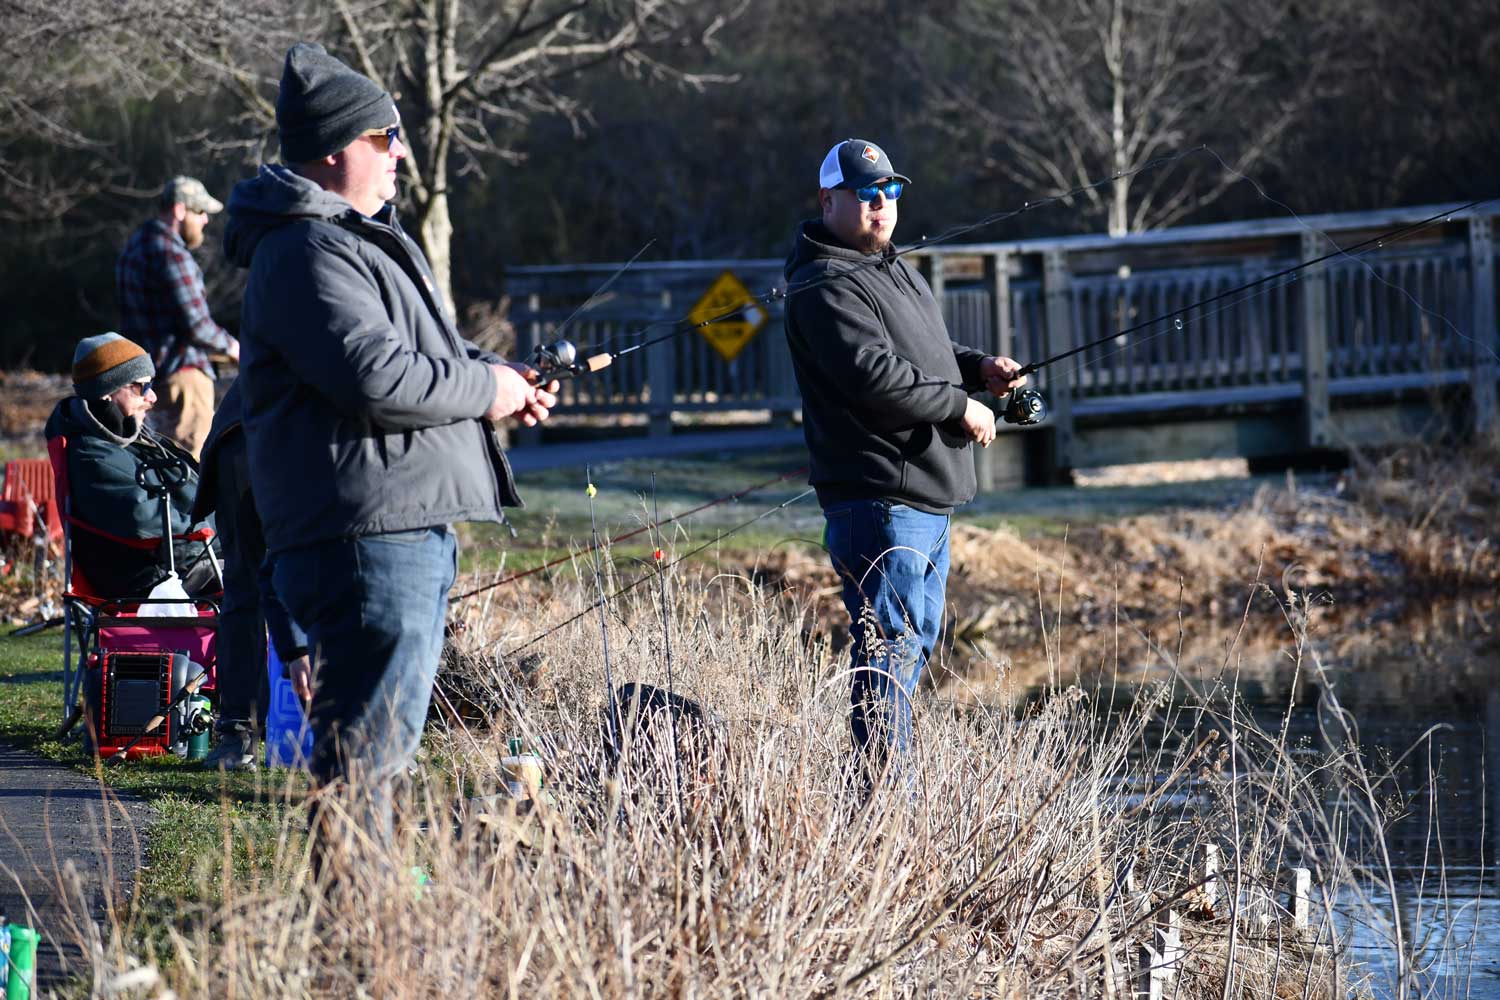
[520,146,1212,382]
[1016,199,1496,382]
[504,487,817,657]
[548,238,656,344]
[1200,146,1500,367]
[525,144,1495,415]
[1042,204,1486,390]
[450,464,808,604]
[592,147,1213,364]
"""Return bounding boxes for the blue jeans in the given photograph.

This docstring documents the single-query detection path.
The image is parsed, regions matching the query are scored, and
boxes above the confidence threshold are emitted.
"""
[823,500,950,776]
[272,526,456,851]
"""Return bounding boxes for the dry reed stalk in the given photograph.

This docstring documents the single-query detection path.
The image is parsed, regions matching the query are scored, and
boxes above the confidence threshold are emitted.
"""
[40,555,1463,998]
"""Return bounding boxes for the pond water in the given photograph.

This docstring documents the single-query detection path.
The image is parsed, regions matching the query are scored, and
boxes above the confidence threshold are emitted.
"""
[1011,598,1498,998]
[1291,685,1498,998]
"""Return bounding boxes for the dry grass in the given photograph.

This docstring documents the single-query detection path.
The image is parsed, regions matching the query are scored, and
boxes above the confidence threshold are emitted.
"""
[48,552,1458,999]
[943,436,1500,635]
[24,437,1492,996]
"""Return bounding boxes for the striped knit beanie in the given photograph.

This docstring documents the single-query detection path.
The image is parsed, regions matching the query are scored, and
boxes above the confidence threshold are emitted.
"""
[72,333,155,399]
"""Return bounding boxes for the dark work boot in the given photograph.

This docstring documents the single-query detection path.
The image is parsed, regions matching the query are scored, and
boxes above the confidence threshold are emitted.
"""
[202,720,258,771]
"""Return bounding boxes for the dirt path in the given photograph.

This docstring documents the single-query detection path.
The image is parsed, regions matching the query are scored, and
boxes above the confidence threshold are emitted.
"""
[0,742,151,993]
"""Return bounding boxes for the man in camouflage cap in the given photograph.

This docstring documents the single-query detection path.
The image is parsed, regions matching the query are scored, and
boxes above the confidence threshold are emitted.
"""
[116,175,240,460]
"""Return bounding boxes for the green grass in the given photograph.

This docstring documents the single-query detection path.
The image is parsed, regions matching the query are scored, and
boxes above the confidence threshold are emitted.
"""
[463,446,825,574]
[0,630,303,916]
[462,447,1293,573]
[0,633,67,747]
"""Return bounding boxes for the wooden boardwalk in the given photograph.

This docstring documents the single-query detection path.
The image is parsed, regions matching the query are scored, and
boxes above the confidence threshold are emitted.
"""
[508,202,1498,484]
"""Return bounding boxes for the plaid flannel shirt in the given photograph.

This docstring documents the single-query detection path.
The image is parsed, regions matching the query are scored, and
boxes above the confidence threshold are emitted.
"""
[116,219,235,379]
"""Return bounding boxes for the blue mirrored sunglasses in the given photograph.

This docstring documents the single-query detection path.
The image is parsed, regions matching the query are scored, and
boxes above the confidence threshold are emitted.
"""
[854,180,903,203]
[132,380,153,395]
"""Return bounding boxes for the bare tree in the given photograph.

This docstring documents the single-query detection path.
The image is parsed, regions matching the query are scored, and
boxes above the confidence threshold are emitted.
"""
[0,1,307,221]
[908,0,1349,235]
[2,0,738,304]
[291,0,740,305]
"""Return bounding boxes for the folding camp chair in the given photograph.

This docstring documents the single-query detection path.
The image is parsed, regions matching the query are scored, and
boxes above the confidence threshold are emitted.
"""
[0,458,61,550]
[48,435,221,753]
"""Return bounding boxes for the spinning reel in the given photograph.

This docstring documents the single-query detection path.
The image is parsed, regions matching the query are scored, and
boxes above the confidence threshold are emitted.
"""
[1001,387,1048,426]
[526,339,614,384]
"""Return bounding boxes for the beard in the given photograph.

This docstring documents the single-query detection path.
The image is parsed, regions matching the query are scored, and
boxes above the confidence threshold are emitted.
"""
[851,230,891,255]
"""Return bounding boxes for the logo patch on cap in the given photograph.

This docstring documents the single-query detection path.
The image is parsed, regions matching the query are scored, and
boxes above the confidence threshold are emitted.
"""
[861,145,880,163]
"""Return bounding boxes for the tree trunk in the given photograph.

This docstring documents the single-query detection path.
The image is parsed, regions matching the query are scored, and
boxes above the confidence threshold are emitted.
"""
[1107,0,1129,237]
[419,189,455,311]
[413,0,456,311]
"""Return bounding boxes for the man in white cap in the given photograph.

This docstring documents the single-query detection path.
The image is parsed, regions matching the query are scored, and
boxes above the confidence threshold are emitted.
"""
[783,138,1026,791]
[116,176,240,459]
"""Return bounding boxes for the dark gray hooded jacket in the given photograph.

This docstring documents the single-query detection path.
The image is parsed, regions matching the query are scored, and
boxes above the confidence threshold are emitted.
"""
[224,165,520,553]
[783,220,988,514]
[44,396,208,595]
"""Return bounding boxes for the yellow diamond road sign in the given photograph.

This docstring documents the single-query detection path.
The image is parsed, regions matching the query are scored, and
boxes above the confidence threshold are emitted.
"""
[689,270,768,362]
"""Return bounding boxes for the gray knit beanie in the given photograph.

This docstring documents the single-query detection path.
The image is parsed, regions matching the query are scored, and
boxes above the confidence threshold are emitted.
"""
[276,42,396,163]
[72,333,155,399]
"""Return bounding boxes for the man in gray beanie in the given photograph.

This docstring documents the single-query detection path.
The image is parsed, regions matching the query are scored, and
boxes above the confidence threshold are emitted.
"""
[224,42,557,876]
[43,333,220,597]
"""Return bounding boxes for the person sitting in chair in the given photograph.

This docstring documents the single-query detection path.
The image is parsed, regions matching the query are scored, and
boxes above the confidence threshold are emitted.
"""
[44,332,220,597]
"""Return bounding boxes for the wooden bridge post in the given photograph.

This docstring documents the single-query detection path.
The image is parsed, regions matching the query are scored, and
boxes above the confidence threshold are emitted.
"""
[517,292,543,448]
[1299,232,1333,449]
[974,251,1016,493]
[986,250,1015,360]
[927,250,947,307]
[648,289,676,438]
[1468,216,1497,429]
[1042,250,1076,480]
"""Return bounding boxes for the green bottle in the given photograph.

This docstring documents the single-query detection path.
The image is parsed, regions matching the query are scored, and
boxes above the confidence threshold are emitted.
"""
[5,923,38,1000]
[185,695,213,761]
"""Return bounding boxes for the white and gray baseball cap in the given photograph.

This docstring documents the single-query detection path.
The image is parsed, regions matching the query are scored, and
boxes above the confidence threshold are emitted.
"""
[818,139,911,190]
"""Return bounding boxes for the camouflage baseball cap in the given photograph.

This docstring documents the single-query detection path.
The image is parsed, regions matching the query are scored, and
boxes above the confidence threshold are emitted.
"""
[160,176,224,214]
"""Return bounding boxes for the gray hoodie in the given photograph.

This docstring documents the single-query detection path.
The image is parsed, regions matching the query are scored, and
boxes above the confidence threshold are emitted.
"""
[224,165,520,553]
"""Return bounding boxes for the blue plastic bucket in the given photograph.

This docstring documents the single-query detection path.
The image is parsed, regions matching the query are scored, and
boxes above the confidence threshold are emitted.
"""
[264,646,314,769]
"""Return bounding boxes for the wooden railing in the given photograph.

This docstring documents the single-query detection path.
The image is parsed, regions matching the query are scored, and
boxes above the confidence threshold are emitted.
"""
[507,203,1498,464]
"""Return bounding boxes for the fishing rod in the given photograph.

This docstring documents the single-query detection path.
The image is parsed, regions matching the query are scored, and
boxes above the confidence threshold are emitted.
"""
[520,147,1214,385]
[449,465,808,604]
[522,240,658,382]
[519,155,1494,432]
[989,196,1498,427]
[506,486,817,657]
[1018,198,1495,381]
